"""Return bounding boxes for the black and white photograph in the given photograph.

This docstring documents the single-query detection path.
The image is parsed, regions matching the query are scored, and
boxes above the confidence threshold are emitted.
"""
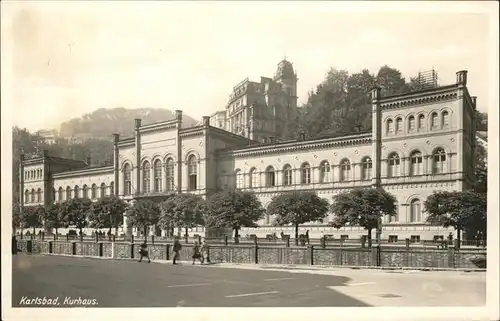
[1,1,498,321]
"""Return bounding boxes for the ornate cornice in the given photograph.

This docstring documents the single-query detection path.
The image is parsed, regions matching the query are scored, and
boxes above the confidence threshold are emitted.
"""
[140,121,178,134]
[53,166,114,179]
[179,126,204,138]
[217,134,372,159]
[379,85,458,111]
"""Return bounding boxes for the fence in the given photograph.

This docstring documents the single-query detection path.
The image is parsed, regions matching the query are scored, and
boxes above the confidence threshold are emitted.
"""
[14,238,486,270]
[16,233,487,250]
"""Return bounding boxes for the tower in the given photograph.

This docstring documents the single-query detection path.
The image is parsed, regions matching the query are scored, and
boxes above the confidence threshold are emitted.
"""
[273,59,298,140]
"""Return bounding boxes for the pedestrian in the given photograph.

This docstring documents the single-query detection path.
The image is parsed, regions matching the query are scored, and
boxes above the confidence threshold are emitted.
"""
[172,237,182,265]
[192,241,203,265]
[138,242,151,263]
[201,240,210,264]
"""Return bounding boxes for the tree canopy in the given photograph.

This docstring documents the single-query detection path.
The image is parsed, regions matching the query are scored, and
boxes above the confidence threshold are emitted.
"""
[20,205,44,234]
[61,198,93,234]
[89,196,128,233]
[204,189,265,237]
[43,202,70,235]
[424,190,486,242]
[159,193,205,236]
[329,188,397,243]
[267,191,329,243]
[126,200,161,239]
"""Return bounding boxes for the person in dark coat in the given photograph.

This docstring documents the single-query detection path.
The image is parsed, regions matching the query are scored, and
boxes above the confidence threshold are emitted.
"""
[138,242,150,263]
[192,241,203,265]
[172,237,182,265]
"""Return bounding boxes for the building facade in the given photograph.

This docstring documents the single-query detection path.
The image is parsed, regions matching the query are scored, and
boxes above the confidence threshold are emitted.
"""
[209,59,299,143]
[20,70,478,241]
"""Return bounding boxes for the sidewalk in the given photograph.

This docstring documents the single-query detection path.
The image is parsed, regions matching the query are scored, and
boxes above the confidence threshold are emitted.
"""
[36,253,486,274]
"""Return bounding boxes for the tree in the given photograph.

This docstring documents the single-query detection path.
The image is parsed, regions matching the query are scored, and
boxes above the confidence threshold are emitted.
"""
[89,196,128,234]
[43,202,70,236]
[12,201,21,233]
[424,190,487,244]
[329,188,397,245]
[60,198,92,235]
[376,65,409,96]
[267,191,329,245]
[474,141,487,194]
[159,193,205,238]
[126,199,161,241]
[204,189,265,239]
[21,205,44,235]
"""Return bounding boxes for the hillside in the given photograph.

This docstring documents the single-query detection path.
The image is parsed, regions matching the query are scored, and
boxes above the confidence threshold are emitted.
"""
[59,107,199,139]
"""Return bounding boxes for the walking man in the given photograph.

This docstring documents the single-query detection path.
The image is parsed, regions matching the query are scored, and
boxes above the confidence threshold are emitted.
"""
[201,240,210,264]
[192,241,203,265]
[172,237,182,265]
[138,241,151,263]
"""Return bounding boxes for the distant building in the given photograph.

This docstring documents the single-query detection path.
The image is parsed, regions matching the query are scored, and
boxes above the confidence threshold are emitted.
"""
[210,59,299,143]
[20,68,480,241]
[37,129,59,145]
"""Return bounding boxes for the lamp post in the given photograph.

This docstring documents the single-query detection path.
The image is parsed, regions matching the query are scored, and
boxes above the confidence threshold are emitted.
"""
[375,205,382,247]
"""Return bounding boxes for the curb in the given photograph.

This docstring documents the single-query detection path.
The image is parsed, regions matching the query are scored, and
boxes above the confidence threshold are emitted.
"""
[33,253,486,273]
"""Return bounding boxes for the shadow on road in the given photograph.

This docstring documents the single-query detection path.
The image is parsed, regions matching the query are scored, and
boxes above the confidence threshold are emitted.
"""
[12,254,370,307]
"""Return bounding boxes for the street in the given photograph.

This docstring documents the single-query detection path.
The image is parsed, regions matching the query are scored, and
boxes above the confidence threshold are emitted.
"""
[12,254,485,307]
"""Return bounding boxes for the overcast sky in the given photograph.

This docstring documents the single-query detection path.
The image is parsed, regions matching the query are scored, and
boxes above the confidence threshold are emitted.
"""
[2,1,497,132]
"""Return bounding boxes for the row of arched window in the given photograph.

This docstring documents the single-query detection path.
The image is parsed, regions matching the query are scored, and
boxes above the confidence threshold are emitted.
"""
[55,183,114,202]
[122,155,198,196]
[24,169,43,181]
[386,110,449,135]
[24,188,43,203]
[234,158,373,189]
[386,148,447,177]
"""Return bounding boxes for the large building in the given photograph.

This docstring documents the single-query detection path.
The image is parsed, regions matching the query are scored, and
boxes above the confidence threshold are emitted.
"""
[209,59,299,142]
[19,66,479,241]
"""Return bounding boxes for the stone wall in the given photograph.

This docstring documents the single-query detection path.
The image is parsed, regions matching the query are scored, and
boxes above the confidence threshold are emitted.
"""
[15,240,486,270]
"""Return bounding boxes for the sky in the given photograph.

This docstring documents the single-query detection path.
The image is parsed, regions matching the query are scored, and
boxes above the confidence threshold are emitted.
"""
[1,1,497,132]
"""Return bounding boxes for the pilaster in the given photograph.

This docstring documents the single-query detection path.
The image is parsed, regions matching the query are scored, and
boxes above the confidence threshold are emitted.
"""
[134,119,142,196]
[113,133,120,196]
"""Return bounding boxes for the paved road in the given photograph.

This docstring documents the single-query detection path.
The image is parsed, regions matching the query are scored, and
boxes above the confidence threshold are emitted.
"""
[12,255,367,307]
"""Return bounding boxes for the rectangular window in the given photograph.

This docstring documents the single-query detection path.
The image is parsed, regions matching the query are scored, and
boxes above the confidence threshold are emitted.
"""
[410,235,421,243]
[388,235,398,243]
[340,235,349,241]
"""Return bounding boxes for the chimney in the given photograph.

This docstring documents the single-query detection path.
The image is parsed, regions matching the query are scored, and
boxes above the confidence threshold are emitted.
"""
[175,110,183,121]
[471,96,477,109]
[202,116,210,126]
[104,160,109,166]
[112,133,120,144]
[86,156,91,165]
[371,87,381,102]
[456,70,468,86]
[42,150,49,157]
[269,136,275,143]
[355,125,362,132]
[299,131,306,140]
[134,118,142,128]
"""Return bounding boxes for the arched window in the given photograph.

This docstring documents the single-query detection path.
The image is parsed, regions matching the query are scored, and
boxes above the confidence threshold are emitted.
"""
[387,119,394,134]
[393,201,399,223]
[31,189,35,203]
[442,111,449,128]
[301,163,311,184]
[123,163,132,196]
[265,166,276,187]
[249,168,258,188]
[340,159,351,182]
[265,213,271,225]
[142,161,151,193]
[82,185,89,199]
[66,186,71,200]
[235,170,244,189]
[74,186,80,199]
[52,188,56,202]
[410,199,421,222]
[361,157,372,180]
[388,153,400,178]
[100,183,106,198]
[58,187,63,202]
[187,155,197,191]
[396,117,403,133]
[110,182,114,195]
[283,165,292,186]
[153,159,162,193]
[319,161,330,183]
[432,148,447,174]
[410,151,423,176]
[431,112,439,128]
[25,190,29,203]
[418,114,425,130]
[91,184,98,199]
[165,158,175,191]
[408,116,416,132]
